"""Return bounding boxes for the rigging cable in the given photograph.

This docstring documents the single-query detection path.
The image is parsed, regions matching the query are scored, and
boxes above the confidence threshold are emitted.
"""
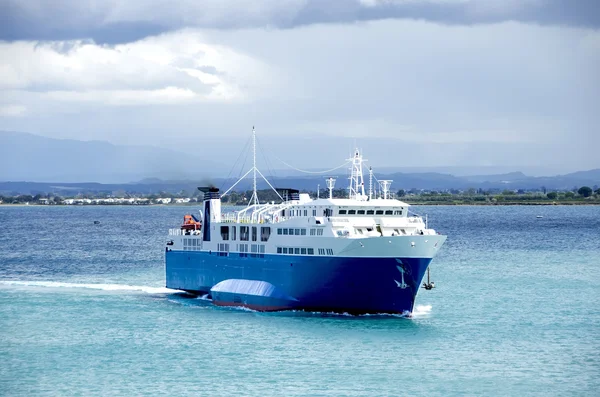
[271,154,350,175]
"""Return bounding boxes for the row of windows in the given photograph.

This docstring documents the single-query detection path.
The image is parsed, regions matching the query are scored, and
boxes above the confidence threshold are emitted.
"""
[338,209,403,216]
[220,226,271,242]
[282,209,318,217]
[276,228,325,236]
[282,209,334,217]
[276,247,334,256]
[183,238,201,250]
[277,247,314,255]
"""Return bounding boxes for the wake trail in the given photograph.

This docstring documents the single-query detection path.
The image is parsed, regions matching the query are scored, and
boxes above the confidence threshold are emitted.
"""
[0,280,180,294]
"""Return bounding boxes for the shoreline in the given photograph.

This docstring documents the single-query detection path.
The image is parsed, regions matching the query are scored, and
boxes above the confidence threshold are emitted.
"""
[2,202,600,207]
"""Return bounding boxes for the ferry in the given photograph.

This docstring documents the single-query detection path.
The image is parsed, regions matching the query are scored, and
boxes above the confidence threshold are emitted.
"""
[165,130,447,315]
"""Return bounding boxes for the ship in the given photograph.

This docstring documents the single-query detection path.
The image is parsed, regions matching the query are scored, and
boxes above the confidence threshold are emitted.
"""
[165,129,447,315]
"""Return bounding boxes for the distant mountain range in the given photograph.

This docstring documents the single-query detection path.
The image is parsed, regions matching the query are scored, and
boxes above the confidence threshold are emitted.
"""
[0,131,225,183]
[1,131,598,195]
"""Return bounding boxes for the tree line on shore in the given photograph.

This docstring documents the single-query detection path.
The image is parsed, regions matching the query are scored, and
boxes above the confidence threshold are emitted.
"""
[1,185,599,205]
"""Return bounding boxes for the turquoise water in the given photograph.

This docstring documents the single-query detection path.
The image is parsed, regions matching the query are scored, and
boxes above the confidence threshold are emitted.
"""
[1,205,599,396]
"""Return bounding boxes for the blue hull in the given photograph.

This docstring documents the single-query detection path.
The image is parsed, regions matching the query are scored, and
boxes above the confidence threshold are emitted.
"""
[165,250,431,314]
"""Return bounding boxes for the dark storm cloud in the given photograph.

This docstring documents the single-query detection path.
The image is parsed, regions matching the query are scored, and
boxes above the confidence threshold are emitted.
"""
[1,0,598,44]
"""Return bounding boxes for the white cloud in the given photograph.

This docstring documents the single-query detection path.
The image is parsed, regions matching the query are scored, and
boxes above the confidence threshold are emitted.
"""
[0,30,276,105]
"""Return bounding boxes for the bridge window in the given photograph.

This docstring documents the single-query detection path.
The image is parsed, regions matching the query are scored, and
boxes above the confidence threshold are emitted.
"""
[385,210,393,215]
[301,229,306,235]
[366,210,374,215]
[310,229,316,236]
[339,210,347,215]
[348,209,356,215]
[394,210,403,215]
[326,249,334,255]
[220,226,229,240]
[375,210,384,215]
[357,210,365,215]
[318,248,325,255]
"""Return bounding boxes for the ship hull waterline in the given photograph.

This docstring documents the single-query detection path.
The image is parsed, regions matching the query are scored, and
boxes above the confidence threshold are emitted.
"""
[166,250,437,315]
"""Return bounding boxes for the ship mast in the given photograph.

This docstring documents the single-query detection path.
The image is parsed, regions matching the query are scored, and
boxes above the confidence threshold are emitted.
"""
[249,126,259,206]
[348,148,366,200]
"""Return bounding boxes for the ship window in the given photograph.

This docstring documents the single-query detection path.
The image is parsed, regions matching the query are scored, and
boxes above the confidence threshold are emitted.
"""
[261,227,271,242]
[348,210,356,215]
[288,228,294,235]
[277,247,282,254]
[339,210,347,215]
[277,228,282,235]
[313,210,317,216]
[294,248,300,254]
[304,210,307,216]
[375,210,384,215]
[307,248,314,255]
[385,210,393,215]
[295,228,300,235]
[301,248,307,254]
[357,229,363,234]
[282,210,285,217]
[327,249,334,255]
[283,228,289,235]
[252,227,257,241]
[310,229,316,236]
[317,229,324,236]
[400,229,406,235]
[282,247,288,254]
[232,226,236,241]
[251,244,258,253]
[240,226,249,241]
[366,210,375,215]
[357,210,365,215]
[394,210,403,215]
[301,229,306,235]
[289,247,294,254]
[318,248,325,255]
[220,226,229,240]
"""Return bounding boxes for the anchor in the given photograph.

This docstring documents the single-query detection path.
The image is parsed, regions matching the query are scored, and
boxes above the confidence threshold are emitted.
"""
[394,263,408,289]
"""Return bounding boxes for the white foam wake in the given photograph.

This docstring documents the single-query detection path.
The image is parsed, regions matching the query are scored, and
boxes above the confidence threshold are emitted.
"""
[0,280,179,294]
[412,304,432,317]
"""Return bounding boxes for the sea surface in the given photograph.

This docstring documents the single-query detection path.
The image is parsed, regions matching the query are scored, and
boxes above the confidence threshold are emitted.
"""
[1,205,599,396]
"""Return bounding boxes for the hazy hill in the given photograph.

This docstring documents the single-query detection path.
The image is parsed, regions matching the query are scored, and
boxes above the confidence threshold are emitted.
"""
[0,131,225,183]
[0,131,598,194]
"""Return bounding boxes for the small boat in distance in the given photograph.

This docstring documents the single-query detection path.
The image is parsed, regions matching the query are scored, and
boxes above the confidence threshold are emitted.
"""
[536,215,543,219]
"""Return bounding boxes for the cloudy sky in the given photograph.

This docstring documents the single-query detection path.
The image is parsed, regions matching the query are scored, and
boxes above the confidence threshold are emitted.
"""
[1,0,599,174]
